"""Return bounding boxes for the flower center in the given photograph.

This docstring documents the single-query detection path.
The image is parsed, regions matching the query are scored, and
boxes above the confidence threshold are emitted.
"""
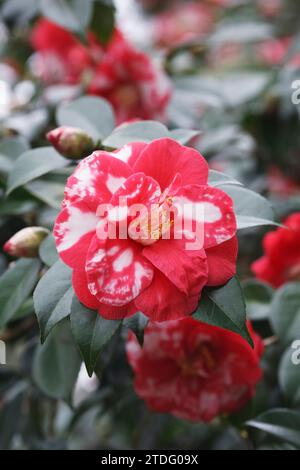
[179,344,216,377]
[128,197,174,246]
[114,83,140,108]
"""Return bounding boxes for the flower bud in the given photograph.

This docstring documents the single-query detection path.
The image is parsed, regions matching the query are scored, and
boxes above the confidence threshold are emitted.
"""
[3,227,50,258]
[47,126,95,160]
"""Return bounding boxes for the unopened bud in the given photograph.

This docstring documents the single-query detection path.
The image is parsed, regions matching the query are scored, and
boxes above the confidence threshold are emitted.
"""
[3,227,49,258]
[47,126,95,160]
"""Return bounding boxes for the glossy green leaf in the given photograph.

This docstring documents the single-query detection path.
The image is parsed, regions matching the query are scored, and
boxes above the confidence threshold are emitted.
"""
[270,282,300,346]
[57,96,115,141]
[33,260,73,342]
[194,277,252,345]
[243,279,274,321]
[6,147,68,195]
[39,234,59,267]
[103,121,170,147]
[70,296,121,376]
[33,319,81,402]
[222,185,276,230]
[0,259,41,329]
[247,409,300,447]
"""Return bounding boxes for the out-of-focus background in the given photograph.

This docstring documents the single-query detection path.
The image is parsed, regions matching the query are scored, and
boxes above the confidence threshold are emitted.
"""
[1,0,300,450]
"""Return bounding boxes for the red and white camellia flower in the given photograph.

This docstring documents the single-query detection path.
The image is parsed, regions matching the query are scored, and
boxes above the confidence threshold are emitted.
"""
[30,19,171,123]
[126,318,264,422]
[54,138,237,321]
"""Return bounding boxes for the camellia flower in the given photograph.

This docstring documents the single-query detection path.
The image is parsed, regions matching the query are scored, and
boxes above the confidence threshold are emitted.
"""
[153,2,214,48]
[30,19,171,123]
[252,212,300,288]
[54,138,238,321]
[126,318,264,422]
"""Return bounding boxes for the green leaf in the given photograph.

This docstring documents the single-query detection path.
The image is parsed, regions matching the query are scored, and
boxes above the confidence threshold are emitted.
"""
[0,259,41,329]
[243,279,274,321]
[222,185,276,230]
[247,409,300,447]
[33,318,81,402]
[25,179,65,209]
[102,121,170,148]
[270,282,300,346]
[33,260,73,342]
[279,346,300,407]
[90,0,115,44]
[123,312,148,346]
[70,296,121,376]
[208,169,243,188]
[40,0,93,34]
[6,147,68,195]
[168,129,201,145]
[194,277,252,345]
[0,137,29,174]
[39,234,59,267]
[57,96,115,141]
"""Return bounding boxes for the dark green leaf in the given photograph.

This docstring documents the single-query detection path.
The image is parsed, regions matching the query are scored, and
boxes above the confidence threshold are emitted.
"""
[39,234,59,267]
[270,282,300,346]
[247,409,300,447]
[70,296,121,376]
[6,147,68,195]
[33,319,81,402]
[33,260,73,342]
[243,279,274,321]
[0,258,40,329]
[123,312,148,346]
[222,185,276,230]
[90,0,115,44]
[0,137,29,174]
[194,277,252,345]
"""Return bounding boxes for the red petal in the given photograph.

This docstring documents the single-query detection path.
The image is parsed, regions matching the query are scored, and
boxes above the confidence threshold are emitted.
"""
[54,200,98,268]
[113,142,147,168]
[72,269,100,310]
[64,150,132,209]
[143,238,208,297]
[135,270,199,321]
[72,269,137,319]
[133,138,208,191]
[206,237,238,286]
[172,184,237,249]
[86,235,154,307]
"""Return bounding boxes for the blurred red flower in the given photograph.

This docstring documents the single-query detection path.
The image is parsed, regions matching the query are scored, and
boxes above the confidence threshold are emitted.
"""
[126,318,263,422]
[30,19,171,123]
[153,2,214,48]
[54,138,238,322]
[252,212,300,287]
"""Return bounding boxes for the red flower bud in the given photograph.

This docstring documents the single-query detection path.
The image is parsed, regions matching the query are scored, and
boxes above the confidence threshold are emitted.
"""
[3,227,50,258]
[47,126,95,160]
